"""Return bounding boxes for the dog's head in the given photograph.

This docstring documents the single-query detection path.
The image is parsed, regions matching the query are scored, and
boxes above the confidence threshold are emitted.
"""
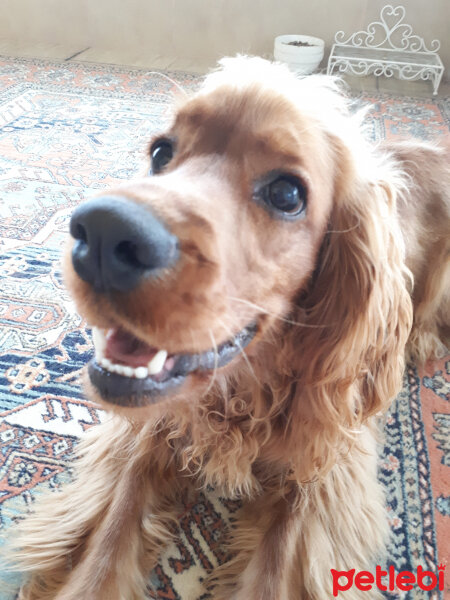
[66,57,412,472]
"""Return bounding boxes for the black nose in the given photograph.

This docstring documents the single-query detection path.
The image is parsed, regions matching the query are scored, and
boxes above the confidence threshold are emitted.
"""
[69,196,179,292]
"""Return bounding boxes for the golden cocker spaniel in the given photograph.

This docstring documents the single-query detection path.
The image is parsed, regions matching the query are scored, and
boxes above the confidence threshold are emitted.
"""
[11,56,450,600]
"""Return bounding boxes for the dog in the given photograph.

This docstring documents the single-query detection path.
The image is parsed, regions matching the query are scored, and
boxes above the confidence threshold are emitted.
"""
[11,56,449,600]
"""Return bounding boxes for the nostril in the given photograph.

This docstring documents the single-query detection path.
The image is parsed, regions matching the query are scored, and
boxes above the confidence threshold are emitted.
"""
[73,223,88,243]
[69,196,179,291]
[114,240,143,269]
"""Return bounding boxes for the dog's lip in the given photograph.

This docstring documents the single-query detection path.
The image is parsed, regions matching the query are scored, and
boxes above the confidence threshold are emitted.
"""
[87,323,258,407]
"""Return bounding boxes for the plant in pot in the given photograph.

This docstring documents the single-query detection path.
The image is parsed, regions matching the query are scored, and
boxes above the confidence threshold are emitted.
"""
[274,35,325,74]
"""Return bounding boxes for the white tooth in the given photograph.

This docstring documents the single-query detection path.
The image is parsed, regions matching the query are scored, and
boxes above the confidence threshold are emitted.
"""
[92,327,106,359]
[148,350,168,375]
[101,357,112,370]
[134,366,148,379]
[122,366,134,378]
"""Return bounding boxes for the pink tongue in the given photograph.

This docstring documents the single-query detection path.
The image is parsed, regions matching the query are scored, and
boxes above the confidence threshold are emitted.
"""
[105,328,158,367]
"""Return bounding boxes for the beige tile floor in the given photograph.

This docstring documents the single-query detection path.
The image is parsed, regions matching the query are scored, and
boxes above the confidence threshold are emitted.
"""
[0,39,212,72]
[0,38,449,97]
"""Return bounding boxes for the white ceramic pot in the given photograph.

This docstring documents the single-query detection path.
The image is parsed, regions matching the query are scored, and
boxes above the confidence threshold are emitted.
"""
[274,35,325,75]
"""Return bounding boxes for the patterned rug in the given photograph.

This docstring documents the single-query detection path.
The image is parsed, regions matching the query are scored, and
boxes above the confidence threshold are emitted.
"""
[0,56,448,600]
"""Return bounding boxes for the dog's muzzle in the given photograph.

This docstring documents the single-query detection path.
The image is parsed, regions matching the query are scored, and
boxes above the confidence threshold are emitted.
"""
[69,196,258,406]
[70,196,179,293]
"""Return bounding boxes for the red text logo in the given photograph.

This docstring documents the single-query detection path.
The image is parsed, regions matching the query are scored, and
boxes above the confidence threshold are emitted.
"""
[331,564,445,596]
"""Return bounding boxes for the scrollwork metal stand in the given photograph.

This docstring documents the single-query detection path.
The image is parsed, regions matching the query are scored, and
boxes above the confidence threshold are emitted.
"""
[327,5,444,95]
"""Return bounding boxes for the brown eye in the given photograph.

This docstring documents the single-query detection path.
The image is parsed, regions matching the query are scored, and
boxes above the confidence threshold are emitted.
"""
[150,140,173,174]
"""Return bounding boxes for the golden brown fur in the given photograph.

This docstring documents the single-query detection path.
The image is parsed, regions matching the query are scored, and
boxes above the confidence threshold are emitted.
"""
[8,57,450,600]
[388,139,450,361]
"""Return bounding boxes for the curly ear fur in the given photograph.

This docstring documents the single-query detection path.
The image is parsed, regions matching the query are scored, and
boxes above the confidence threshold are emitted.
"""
[283,141,413,480]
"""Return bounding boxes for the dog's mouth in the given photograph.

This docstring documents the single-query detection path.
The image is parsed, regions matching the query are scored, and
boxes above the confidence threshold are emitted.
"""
[88,324,258,407]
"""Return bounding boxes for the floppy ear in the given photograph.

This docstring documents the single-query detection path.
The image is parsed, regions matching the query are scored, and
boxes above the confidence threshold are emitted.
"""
[283,141,413,479]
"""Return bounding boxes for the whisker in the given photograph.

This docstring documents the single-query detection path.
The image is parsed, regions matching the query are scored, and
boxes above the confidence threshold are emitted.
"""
[146,71,189,97]
[202,329,219,398]
[227,296,330,329]
[188,327,198,354]
[326,216,361,234]
[217,318,260,386]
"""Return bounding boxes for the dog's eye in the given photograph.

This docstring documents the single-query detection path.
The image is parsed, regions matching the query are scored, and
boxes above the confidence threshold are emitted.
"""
[268,177,305,213]
[257,175,307,218]
[150,140,173,174]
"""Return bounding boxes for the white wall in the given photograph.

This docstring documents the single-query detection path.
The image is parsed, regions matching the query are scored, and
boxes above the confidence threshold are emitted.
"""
[1,0,448,78]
